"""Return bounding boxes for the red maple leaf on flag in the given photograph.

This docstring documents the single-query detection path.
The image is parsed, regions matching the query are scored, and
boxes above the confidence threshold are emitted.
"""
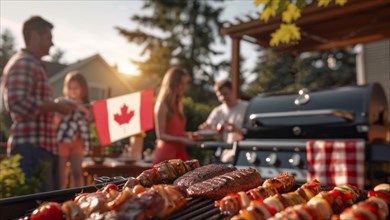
[114,104,134,125]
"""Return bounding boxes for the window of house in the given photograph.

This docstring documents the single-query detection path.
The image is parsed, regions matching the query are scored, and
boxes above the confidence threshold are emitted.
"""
[88,83,109,101]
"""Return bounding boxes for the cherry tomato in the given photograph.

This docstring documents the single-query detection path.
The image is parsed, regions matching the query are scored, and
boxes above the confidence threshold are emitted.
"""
[102,183,118,193]
[368,190,390,204]
[30,202,63,220]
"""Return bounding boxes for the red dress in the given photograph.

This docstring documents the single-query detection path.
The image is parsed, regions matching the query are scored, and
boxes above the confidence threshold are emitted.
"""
[152,105,188,164]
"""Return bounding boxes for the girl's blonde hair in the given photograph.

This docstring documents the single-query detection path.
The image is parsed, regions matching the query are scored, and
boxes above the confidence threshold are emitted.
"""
[156,67,189,120]
[63,71,90,104]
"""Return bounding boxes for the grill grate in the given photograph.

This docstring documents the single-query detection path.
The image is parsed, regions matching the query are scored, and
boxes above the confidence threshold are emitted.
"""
[164,198,226,220]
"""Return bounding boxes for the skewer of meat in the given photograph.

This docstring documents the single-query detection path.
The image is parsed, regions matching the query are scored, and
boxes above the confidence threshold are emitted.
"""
[334,184,390,220]
[116,184,188,220]
[61,183,187,220]
[262,184,361,220]
[215,173,296,216]
[125,159,200,187]
[231,179,325,220]
[336,196,389,220]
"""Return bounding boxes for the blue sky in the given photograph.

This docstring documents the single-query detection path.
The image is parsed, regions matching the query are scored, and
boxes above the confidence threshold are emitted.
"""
[1,0,260,78]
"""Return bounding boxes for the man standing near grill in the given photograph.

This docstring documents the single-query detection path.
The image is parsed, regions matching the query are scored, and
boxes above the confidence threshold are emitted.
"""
[1,16,74,191]
[198,79,248,163]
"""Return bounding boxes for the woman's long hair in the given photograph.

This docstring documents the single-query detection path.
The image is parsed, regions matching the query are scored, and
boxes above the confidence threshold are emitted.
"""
[156,67,188,120]
[63,71,90,104]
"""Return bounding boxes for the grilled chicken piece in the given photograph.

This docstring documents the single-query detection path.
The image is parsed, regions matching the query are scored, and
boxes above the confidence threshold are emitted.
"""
[187,168,262,200]
[263,173,295,193]
[173,164,236,188]
[116,190,164,220]
[62,200,86,220]
[116,184,188,220]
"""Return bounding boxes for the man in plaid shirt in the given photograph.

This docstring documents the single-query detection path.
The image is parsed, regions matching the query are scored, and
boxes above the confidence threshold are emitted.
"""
[1,16,74,191]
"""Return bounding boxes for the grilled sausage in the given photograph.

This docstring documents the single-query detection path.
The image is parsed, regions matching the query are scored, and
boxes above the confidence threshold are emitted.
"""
[173,164,236,188]
[187,168,262,200]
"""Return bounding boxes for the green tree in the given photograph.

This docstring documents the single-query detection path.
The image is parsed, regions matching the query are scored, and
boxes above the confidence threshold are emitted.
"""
[298,48,356,89]
[0,29,16,75]
[244,49,297,97]
[116,0,228,102]
[244,47,356,96]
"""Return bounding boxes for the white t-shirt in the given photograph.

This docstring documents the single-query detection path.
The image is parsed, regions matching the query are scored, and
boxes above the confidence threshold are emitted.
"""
[205,99,248,162]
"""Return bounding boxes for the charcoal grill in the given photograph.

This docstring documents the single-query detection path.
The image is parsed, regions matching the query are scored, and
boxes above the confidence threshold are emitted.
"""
[202,83,390,186]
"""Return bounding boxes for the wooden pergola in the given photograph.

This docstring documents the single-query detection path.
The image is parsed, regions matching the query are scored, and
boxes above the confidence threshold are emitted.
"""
[221,0,390,97]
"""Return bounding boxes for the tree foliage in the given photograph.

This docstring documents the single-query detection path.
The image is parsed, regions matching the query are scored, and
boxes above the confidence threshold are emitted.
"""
[116,0,229,102]
[0,29,16,76]
[244,47,356,97]
[49,48,66,64]
[254,0,348,47]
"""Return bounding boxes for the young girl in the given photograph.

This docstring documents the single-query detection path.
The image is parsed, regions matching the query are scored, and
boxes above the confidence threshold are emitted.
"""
[56,71,91,189]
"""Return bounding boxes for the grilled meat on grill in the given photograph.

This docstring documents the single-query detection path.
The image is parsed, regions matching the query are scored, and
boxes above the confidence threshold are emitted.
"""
[187,167,262,200]
[233,183,360,220]
[135,159,200,187]
[173,164,236,188]
[116,184,188,220]
[339,196,389,220]
[263,172,296,193]
[215,173,295,216]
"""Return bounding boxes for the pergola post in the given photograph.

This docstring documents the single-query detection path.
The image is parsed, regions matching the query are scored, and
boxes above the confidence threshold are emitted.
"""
[230,37,241,99]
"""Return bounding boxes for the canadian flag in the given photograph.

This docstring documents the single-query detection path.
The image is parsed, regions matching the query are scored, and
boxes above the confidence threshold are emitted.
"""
[92,89,154,146]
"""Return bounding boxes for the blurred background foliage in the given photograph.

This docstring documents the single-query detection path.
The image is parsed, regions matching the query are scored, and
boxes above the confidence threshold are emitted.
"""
[0,155,46,198]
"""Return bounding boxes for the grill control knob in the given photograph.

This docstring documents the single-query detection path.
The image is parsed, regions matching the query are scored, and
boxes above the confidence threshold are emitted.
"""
[246,152,260,165]
[289,153,303,168]
[266,153,280,167]
[292,126,302,136]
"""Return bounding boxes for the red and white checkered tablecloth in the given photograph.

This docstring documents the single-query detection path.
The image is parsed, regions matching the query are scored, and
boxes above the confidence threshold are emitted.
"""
[306,139,365,189]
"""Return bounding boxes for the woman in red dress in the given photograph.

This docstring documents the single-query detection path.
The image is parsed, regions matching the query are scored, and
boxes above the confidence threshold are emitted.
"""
[152,67,197,165]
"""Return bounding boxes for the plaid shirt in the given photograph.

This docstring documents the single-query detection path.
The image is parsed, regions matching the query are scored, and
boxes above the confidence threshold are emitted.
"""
[1,49,58,155]
[57,102,91,152]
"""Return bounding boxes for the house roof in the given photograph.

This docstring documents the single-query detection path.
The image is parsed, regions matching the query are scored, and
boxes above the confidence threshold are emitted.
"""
[221,0,390,53]
[43,61,67,78]
[48,54,133,91]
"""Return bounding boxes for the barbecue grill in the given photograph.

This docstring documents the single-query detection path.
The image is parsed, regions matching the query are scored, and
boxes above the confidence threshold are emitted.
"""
[203,83,390,185]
